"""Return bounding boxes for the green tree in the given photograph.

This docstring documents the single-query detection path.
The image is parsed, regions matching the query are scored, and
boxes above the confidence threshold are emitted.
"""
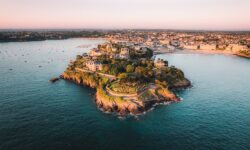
[145,48,153,58]
[126,64,134,73]
[110,67,119,75]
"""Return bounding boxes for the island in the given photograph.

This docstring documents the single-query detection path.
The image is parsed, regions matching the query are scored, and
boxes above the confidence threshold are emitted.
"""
[61,42,191,116]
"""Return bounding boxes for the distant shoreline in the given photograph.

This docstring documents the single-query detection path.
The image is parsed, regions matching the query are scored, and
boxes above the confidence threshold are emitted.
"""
[155,48,250,59]
[0,37,106,43]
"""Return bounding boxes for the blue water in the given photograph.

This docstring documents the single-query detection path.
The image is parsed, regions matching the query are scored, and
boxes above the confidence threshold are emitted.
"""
[1,39,250,150]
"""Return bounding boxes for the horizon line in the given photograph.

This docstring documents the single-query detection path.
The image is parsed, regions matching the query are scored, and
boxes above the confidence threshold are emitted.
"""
[1,28,250,32]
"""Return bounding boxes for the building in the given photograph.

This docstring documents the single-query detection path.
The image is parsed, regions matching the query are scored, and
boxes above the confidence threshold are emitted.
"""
[246,38,250,45]
[140,47,148,53]
[82,53,88,57]
[199,44,216,50]
[226,44,248,53]
[134,46,141,51]
[155,58,168,68]
[170,40,180,47]
[109,54,120,59]
[86,60,103,71]
[111,47,118,52]
[182,44,199,50]
[88,48,103,57]
[119,48,130,59]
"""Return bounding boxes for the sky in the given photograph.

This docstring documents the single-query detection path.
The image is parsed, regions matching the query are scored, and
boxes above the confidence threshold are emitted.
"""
[0,0,250,30]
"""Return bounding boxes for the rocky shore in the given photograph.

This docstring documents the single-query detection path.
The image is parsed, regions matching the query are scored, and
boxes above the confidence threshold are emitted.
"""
[61,72,190,116]
[235,52,250,58]
[61,72,98,88]
[169,79,191,89]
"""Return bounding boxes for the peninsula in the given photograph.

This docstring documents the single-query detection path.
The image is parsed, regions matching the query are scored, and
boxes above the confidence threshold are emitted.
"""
[61,42,190,116]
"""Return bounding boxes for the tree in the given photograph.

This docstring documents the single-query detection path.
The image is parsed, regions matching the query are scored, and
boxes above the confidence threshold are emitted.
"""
[126,64,134,73]
[135,66,146,75]
[145,48,153,58]
[197,45,200,49]
[110,67,119,75]
[76,55,82,60]
[102,64,110,73]
[118,73,128,79]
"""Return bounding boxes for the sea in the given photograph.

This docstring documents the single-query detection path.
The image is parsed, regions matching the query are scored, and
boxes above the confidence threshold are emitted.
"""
[0,39,250,150]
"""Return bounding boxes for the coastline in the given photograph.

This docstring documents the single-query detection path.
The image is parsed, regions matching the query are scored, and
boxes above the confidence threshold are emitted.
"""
[0,37,107,43]
[235,52,250,58]
[179,49,234,55]
[61,72,191,116]
[73,37,107,40]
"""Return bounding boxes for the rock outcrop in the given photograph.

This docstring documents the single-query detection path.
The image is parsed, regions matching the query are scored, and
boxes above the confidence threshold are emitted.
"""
[169,79,191,89]
[61,72,98,88]
[94,84,183,116]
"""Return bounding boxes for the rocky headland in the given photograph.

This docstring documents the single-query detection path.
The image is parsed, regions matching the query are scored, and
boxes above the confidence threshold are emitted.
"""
[61,42,190,116]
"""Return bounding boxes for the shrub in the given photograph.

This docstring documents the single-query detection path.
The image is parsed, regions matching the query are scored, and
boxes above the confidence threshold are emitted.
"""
[126,64,134,73]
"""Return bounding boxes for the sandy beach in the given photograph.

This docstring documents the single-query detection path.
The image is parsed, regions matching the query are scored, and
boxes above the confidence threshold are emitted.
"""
[176,49,235,55]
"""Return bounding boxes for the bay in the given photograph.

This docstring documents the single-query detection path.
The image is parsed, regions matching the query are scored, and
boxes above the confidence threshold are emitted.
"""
[0,39,250,150]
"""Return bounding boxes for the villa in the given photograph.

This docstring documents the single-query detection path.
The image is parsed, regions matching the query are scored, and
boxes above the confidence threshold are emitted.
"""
[119,48,130,59]
[86,60,103,71]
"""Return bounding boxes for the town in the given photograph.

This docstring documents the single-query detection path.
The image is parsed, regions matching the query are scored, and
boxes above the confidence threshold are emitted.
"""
[104,30,250,57]
[1,29,250,57]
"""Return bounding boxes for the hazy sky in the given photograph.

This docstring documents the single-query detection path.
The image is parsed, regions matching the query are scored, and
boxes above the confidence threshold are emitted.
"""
[0,0,250,30]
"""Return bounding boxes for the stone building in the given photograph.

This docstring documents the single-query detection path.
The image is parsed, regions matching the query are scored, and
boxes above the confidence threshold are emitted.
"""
[86,60,103,71]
